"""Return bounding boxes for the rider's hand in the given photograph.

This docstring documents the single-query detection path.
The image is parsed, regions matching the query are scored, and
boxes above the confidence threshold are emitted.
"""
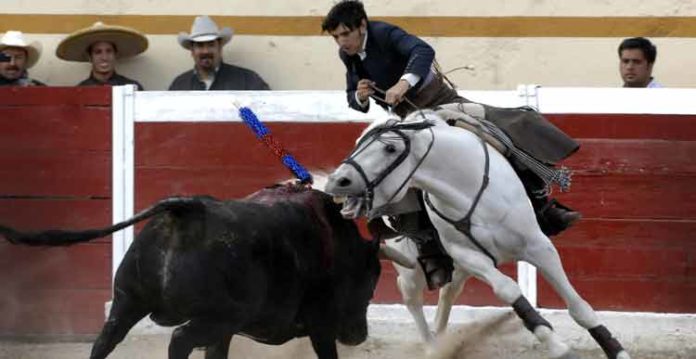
[356,79,375,103]
[385,79,411,106]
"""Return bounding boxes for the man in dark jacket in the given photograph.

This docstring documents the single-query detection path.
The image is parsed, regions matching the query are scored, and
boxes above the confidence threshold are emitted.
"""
[323,0,581,290]
[169,15,270,91]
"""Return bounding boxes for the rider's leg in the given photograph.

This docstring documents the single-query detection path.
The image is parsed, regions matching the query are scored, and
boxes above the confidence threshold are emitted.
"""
[390,208,454,290]
[373,189,453,290]
[515,166,582,236]
[367,189,453,290]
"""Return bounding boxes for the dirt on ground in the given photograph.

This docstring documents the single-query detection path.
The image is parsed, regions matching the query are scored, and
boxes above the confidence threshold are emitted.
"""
[2,312,694,359]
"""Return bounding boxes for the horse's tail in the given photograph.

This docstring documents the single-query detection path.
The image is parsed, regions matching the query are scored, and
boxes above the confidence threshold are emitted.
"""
[0,197,204,246]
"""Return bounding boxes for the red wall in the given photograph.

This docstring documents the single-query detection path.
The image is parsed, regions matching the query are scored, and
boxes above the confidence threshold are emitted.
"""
[0,87,113,337]
[540,114,696,312]
[1,87,694,337]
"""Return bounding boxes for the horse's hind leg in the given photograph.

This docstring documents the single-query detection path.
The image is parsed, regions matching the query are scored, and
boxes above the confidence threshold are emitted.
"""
[396,263,433,343]
[524,237,630,359]
[89,294,148,359]
[445,246,573,358]
[434,268,470,335]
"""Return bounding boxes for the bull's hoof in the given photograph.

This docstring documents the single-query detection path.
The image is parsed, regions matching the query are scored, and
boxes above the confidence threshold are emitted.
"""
[616,350,631,359]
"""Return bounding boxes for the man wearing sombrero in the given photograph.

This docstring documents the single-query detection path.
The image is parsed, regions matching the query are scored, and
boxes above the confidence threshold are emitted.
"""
[57,22,147,90]
[169,15,270,91]
[0,31,45,87]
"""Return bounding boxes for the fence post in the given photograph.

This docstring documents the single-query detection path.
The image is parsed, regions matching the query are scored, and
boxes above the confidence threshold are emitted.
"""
[111,85,136,284]
[515,84,540,307]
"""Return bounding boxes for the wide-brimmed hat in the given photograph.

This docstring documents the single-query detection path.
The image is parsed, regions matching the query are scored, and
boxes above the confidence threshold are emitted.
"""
[56,22,148,62]
[177,15,233,50]
[0,31,42,68]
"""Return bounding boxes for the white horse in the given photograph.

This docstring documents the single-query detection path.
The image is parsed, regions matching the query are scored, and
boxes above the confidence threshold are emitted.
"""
[325,111,630,359]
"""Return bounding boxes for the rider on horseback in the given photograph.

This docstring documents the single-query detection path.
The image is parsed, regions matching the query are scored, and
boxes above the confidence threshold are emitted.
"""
[323,0,581,290]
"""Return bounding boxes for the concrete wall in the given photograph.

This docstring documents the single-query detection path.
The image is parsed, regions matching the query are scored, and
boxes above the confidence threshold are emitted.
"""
[3,0,696,90]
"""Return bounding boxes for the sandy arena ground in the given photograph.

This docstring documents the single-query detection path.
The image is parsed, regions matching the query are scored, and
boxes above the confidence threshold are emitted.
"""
[2,306,695,359]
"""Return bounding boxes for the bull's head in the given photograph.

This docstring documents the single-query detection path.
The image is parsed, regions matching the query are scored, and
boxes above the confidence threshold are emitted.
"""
[335,234,381,345]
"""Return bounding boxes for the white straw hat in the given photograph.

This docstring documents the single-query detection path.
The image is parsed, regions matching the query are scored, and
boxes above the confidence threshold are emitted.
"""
[0,31,42,68]
[177,15,233,50]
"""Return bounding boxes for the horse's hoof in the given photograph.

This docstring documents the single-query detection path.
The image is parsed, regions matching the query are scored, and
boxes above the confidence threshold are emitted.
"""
[615,350,631,359]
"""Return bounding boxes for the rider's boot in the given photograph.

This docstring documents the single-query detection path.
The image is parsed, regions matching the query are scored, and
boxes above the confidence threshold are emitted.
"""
[390,210,454,290]
[517,168,582,236]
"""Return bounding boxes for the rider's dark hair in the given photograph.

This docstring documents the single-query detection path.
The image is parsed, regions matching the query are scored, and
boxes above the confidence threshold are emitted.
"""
[618,37,657,64]
[321,0,368,33]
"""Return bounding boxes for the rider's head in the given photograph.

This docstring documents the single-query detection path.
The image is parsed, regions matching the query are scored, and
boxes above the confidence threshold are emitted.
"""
[322,0,368,56]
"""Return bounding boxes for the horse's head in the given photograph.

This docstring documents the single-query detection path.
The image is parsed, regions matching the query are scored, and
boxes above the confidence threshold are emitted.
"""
[326,110,446,219]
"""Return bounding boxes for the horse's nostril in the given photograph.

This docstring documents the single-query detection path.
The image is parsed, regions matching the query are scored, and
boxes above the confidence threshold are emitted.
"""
[338,177,352,187]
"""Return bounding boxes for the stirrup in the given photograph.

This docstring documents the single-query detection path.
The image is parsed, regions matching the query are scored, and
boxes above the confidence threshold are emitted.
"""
[537,199,581,236]
[417,254,454,290]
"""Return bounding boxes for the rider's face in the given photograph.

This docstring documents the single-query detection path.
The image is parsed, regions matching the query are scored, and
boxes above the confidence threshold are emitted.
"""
[329,21,367,56]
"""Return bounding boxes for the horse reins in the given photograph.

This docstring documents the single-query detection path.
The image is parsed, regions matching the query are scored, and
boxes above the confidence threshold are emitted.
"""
[368,83,421,114]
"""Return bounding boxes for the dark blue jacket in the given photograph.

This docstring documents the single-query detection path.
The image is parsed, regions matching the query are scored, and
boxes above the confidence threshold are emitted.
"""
[339,21,435,113]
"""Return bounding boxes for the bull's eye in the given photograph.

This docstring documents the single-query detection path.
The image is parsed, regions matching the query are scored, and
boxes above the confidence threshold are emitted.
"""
[384,144,397,154]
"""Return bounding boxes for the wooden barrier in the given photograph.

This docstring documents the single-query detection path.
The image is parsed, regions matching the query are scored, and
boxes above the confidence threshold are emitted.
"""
[0,87,112,337]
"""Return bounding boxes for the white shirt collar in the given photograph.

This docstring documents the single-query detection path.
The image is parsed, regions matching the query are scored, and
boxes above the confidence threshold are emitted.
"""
[358,29,368,60]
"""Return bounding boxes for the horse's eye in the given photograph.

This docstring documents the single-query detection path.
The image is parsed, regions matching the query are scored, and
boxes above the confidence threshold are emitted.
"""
[384,144,397,153]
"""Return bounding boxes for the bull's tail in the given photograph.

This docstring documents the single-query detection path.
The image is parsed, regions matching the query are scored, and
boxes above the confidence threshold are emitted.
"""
[0,197,204,246]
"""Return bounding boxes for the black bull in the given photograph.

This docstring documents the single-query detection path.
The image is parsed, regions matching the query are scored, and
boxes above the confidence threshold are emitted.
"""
[0,185,382,359]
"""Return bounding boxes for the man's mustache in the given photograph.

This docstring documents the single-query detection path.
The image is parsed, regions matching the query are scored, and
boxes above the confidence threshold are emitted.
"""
[197,54,214,60]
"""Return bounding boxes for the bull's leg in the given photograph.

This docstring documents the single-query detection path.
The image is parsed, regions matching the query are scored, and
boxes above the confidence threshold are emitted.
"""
[89,295,148,359]
[304,291,339,359]
[169,320,232,359]
[307,332,339,359]
[204,333,233,359]
[443,245,575,359]
[524,236,630,359]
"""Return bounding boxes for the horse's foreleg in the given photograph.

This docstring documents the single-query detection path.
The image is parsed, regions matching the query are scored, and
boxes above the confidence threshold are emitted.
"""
[433,268,469,334]
[524,238,630,359]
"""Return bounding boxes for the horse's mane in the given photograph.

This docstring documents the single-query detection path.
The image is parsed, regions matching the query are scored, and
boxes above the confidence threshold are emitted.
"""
[356,110,446,144]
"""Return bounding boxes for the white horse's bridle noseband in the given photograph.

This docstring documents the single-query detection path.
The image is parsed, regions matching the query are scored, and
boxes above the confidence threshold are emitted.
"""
[341,121,435,216]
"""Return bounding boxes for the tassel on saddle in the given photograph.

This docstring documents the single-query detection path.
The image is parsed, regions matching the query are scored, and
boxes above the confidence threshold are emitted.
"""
[435,105,573,194]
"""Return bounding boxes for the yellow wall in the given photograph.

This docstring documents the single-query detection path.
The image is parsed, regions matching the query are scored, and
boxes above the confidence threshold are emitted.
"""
[3,1,696,90]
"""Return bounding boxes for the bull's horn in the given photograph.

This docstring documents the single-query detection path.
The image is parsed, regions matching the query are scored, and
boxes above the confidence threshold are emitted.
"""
[379,243,416,269]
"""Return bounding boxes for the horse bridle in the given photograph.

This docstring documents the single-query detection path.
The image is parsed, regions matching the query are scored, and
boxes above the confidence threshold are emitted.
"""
[341,121,435,214]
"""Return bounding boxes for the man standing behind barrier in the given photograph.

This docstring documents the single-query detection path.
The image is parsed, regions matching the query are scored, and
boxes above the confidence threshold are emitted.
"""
[619,37,661,88]
[169,15,270,91]
[323,0,582,290]
[56,22,147,90]
[0,31,45,87]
